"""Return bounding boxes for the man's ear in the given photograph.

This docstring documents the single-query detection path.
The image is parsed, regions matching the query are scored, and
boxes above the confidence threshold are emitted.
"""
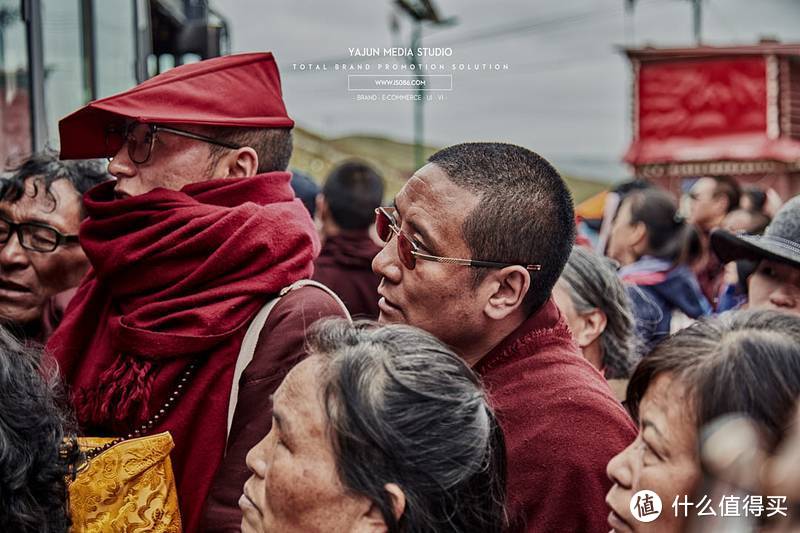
[214,146,259,178]
[484,266,531,320]
[575,308,607,348]
[353,483,405,533]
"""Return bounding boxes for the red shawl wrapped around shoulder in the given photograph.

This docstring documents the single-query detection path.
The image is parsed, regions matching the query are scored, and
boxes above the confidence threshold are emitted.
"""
[47,172,318,531]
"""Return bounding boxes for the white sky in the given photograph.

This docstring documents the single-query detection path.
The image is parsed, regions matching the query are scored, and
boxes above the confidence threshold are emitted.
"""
[212,0,800,181]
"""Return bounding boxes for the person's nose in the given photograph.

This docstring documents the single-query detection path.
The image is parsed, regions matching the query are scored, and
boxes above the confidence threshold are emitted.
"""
[607,440,635,489]
[245,432,270,478]
[768,284,799,311]
[372,237,402,284]
[0,233,30,271]
[107,142,137,179]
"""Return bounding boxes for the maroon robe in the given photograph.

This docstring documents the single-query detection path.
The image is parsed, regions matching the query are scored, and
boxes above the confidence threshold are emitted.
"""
[313,230,382,319]
[475,299,637,532]
[48,173,319,531]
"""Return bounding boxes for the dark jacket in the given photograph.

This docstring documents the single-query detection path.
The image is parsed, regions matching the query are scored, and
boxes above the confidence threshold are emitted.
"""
[474,299,637,533]
[621,256,711,350]
[313,231,382,319]
[201,285,347,531]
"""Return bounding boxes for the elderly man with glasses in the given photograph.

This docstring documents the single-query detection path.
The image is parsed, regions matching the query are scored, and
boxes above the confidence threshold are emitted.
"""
[47,53,346,532]
[0,151,110,342]
[372,143,637,533]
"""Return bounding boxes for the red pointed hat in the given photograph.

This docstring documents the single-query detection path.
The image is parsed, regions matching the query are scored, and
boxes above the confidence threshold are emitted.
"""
[59,52,294,160]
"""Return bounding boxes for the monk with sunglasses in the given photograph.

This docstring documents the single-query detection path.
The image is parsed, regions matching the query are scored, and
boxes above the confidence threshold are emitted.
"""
[371,143,636,533]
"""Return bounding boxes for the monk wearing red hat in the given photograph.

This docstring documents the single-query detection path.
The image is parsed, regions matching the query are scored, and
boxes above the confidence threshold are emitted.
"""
[48,52,345,531]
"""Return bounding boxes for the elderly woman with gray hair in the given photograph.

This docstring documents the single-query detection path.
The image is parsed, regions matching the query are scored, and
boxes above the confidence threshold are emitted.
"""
[552,245,637,398]
[239,319,507,533]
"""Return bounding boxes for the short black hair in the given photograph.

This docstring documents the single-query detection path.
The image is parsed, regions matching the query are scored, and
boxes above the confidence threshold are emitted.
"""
[428,142,575,314]
[322,161,384,230]
[206,127,293,174]
[0,150,111,216]
[710,175,741,214]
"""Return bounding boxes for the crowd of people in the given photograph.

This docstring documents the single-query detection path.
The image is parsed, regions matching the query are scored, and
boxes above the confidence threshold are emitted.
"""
[1,51,800,533]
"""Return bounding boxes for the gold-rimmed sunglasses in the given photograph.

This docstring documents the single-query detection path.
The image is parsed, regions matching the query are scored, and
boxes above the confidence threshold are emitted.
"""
[374,206,542,272]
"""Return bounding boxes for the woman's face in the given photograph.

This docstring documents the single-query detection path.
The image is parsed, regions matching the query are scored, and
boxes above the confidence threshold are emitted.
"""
[748,259,800,316]
[607,199,642,267]
[606,373,701,532]
[241,356,380,533]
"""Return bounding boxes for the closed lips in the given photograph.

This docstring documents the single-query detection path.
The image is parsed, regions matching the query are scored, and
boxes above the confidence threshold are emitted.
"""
[0,279,31,292]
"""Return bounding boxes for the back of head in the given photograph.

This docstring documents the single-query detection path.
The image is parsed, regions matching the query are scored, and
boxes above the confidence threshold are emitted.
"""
[710,175,741,214]
[627,187,697,265]
[742,185,767,213]
[322,161,385,230]
[1,150,111,216]
[0,326,81,532]
[559,245,636,378]
[309,319,507,533]
[205,126,293,175]
[428,142,575,314]
[722,208,771,235]
[627,310,800,450]
[289,170,320,217]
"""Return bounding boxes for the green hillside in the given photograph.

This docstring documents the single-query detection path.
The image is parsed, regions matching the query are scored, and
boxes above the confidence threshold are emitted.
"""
[290,126,610,203]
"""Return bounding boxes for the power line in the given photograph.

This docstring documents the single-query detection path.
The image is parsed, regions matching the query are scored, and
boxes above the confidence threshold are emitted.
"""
[285,1,660,72]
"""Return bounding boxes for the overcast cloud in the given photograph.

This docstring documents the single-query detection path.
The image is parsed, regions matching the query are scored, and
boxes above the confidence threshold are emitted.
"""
[212,0,800,181]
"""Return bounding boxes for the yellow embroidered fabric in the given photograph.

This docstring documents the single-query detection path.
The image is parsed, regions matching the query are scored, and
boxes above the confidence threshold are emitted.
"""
[69,432,182,533]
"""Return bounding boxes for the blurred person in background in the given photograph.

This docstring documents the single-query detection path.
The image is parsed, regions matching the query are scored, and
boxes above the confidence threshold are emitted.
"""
[0,325,82,532]
[313,161,384,318]
[289,169,319,217]
[711,195,800,316]
[596,179,653,255]
[0,152,110,342]
[687,175,741,306]
[607,187,710,349]
[372,142,636,532]
[552,245,637,400]
[739,184,767,214]
[241,319,507,533]
[721,208,770,235]
[606,310,800,533]
[713,208,770,312]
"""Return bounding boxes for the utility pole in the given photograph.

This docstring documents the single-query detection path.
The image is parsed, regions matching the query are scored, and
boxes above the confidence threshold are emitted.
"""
[391,1,455,169]
[691,0,702,45]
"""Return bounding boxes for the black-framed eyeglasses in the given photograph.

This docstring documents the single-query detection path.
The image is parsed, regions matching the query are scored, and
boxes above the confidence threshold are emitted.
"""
[0,216,79,253]
[104,121,241,164]
[375,206,542,272]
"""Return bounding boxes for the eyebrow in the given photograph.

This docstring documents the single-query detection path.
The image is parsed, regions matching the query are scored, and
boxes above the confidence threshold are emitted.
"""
[270,395,292,437]
[391,199,436,251]
[641,419,664,439]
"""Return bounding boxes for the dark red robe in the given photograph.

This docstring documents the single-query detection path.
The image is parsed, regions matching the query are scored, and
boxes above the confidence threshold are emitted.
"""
[475,299,637,532]
[312,230,382,319]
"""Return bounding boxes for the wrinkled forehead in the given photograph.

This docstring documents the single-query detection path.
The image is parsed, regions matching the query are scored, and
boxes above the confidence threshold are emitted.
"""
[274,356,328,421]
[0,176,81,225]
[395,163,479,234]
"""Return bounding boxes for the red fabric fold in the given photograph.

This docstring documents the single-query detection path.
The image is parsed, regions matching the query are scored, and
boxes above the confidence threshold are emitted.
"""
[47,172,318,531]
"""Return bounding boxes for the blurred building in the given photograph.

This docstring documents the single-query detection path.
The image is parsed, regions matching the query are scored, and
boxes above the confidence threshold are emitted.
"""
[0,0,228,166]
[623,41,800,199]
